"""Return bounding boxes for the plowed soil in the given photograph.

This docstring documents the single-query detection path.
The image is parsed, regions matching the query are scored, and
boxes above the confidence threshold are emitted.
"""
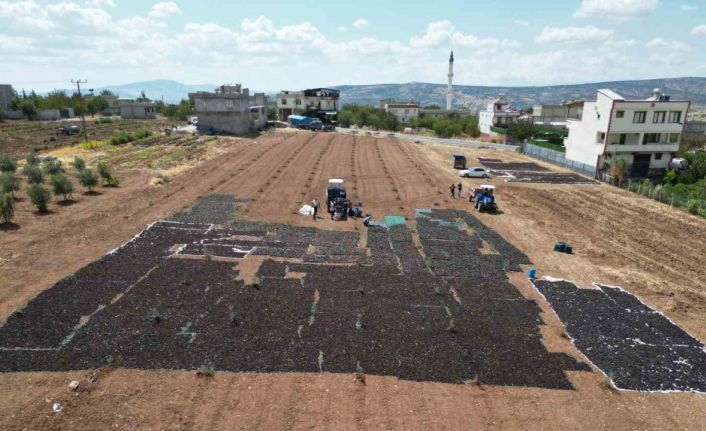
[1,130,705,430]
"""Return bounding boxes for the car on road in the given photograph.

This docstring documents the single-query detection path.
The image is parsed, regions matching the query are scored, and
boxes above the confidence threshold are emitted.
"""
[459,167,491,178]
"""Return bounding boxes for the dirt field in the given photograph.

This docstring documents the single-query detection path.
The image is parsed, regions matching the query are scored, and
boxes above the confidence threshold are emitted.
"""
[0,118,170,157]
[1,130,705,430]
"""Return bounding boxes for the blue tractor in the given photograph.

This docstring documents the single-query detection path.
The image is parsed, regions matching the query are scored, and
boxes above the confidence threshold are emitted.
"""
[471,185,497,213]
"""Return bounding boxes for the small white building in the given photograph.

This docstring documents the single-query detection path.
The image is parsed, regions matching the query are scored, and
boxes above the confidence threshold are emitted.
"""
[119,100,157,119]
[564,89,689,178]
[277,88,339,121]
[478,94,521,135]
[381,99,419,123]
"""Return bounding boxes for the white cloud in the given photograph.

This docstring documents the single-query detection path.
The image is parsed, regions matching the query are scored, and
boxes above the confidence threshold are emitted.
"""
[646,38,690,51]
[513,19,529,26]
[573,0,659,19]
[693,24,706,35]
[352,18,368,29]
[681,5,697,11]
[149,1,180,18]
[410,21,454,48]
[535,25,613,43]
[338,26,347,32]
[85,0,115,6]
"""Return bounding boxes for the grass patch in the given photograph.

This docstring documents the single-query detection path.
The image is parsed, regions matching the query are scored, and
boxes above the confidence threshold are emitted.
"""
[528,139,565,152]
[80,140,107,150]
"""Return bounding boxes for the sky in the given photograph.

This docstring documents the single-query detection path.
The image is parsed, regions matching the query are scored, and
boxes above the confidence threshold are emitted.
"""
[1,0,706,92]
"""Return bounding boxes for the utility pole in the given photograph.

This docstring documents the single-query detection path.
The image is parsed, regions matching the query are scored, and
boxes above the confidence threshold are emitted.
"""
[72,79,89,143]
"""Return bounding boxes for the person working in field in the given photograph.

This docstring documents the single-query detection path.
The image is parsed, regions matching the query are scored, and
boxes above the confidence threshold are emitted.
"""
[457,182,463,198]
[450,184,456,198]
[311,198,319,221]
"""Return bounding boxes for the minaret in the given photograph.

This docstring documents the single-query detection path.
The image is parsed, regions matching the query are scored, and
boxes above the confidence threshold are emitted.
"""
[446,50,454,110]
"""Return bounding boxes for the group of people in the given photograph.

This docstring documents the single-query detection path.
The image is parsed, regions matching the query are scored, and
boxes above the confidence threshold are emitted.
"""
[310,198,369,224]
[449,182,464,199]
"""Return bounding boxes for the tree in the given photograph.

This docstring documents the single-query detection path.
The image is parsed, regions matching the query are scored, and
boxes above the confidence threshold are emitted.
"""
[87,96,110,116]
[161,104,178,118]
[100,89,116,97]
[97,160,119,186]
[176,99,193,120]
[609,159,628,187]
[507,120,537,141]
[25,153,40,166]
[267,107,277,121]
[0,173,20,198]
[424,104,441,110]
[19,100,37,120]
[78,169,98,192]
[27,183,50,212]
[43,158,64,175]
[71,156,86,171]
[51,174,74,201]
[0,193,13,224]
[0,154,17,173]
[23,165,44,184]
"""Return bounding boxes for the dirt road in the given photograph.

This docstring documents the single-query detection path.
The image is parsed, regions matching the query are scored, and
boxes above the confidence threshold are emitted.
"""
[1,130,705,430]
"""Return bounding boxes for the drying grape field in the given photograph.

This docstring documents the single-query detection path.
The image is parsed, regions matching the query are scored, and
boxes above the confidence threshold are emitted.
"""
[1,129,705,430]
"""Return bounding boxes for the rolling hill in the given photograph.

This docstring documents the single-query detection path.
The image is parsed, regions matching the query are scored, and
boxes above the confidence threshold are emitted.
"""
[333,77,706,109]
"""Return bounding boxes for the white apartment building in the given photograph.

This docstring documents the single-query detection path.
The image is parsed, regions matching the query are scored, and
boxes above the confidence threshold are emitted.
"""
[277,88,339,121]
[380,99,420,123]
[564,89,689,178]
[478,94,521,135]
[532,104,568,127]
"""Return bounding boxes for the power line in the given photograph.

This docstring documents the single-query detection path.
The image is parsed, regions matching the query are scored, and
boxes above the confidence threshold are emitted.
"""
[71,79,89,143]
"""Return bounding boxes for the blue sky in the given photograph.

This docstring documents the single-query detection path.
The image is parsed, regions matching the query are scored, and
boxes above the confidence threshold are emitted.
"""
[1,0,705,92]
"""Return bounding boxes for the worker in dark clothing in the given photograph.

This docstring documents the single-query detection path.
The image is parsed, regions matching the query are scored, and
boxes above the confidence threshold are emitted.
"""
[311,198,319,221]
[450,184,456,198]
[363,214,372,227]
[457,183,462,198]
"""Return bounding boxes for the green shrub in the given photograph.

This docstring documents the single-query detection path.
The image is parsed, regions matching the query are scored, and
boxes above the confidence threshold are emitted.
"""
[70,156,86,171]
[43,158,64,175]
[0,154,17,173]
[25,153,40,166]
[0,173,20,197]
[0,192,13,224]
[107,130,152,146]
[80,140,106,150]
[95,117,113,124]
[78,169,98,191]
[685,199,701,215]
[96,160,119,186]
[50,174,74,201]
[27,183,50,212]
[23,164,44,184]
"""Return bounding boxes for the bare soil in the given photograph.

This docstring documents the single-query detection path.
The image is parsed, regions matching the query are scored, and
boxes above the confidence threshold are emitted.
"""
[1,130,705,430]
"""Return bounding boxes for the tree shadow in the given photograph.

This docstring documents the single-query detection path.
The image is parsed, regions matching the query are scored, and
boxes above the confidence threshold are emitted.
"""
[57,199,76,207]
[0,222,20,231]
[83,190,102,196]
[33,209,54,216]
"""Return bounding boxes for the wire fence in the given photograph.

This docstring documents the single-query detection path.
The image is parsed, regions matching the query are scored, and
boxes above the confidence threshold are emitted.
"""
[521,142,596,177]
[618,178,706,218]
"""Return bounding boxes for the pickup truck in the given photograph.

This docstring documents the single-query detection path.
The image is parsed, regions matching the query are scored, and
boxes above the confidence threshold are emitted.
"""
[57,125,81,136]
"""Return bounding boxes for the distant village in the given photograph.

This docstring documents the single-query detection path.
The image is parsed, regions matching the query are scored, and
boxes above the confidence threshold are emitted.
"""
[1,50,705,182]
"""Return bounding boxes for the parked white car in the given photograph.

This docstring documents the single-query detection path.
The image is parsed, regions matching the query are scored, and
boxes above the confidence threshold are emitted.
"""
[459,167,491,178]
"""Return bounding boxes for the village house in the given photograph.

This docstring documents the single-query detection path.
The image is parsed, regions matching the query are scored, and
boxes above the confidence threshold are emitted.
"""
[564,89,689,178]
[478,94,521,136]
[189,84,267,135]
[277,88,339,121]
[380,99,420,123]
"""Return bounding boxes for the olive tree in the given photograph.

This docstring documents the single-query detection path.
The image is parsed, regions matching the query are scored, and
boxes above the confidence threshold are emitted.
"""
[50,174,74,201]
[0,192,13,224]
[27,183,50,213]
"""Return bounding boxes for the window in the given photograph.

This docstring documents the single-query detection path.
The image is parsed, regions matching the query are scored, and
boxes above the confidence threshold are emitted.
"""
[225,100,234,109]
[633,111,646,123]
[295,99,301,105]
[642,133,661,144]
[281,99,287,105]
[619,134,626,145]
[616,111,624,118]
[653,111,666,123]
[667,133,680,144]
[654,153,663,160]
[668,111,682,123]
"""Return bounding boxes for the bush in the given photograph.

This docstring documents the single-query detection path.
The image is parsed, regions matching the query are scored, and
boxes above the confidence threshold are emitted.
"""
[96,160,119,186]
[25,153,40,166]
[0,192,13,224]
[51,174,74,200]
[107,129,152,146]
[685,199,701,215]
[70,156,86,171]
[81,140,106,150]
[27,183,50,212]
[0,154,17,173]
[0,173,20,197]
[23,164,44,184]
[95,117,113,124]
[43,158,64,175]
[78,169,98,191]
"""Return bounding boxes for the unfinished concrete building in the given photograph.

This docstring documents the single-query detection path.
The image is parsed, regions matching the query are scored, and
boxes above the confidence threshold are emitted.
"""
[189,84,267,135]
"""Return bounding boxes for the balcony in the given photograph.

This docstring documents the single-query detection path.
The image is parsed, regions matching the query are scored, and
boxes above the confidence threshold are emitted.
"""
[605,143,678,153]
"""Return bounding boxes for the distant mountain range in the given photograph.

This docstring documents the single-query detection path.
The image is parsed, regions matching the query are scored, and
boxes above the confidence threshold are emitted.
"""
[334,77,706,109]
[72,77,706,108]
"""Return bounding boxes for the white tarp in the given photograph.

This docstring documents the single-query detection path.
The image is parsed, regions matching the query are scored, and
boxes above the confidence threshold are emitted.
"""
[299,205,314,216]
